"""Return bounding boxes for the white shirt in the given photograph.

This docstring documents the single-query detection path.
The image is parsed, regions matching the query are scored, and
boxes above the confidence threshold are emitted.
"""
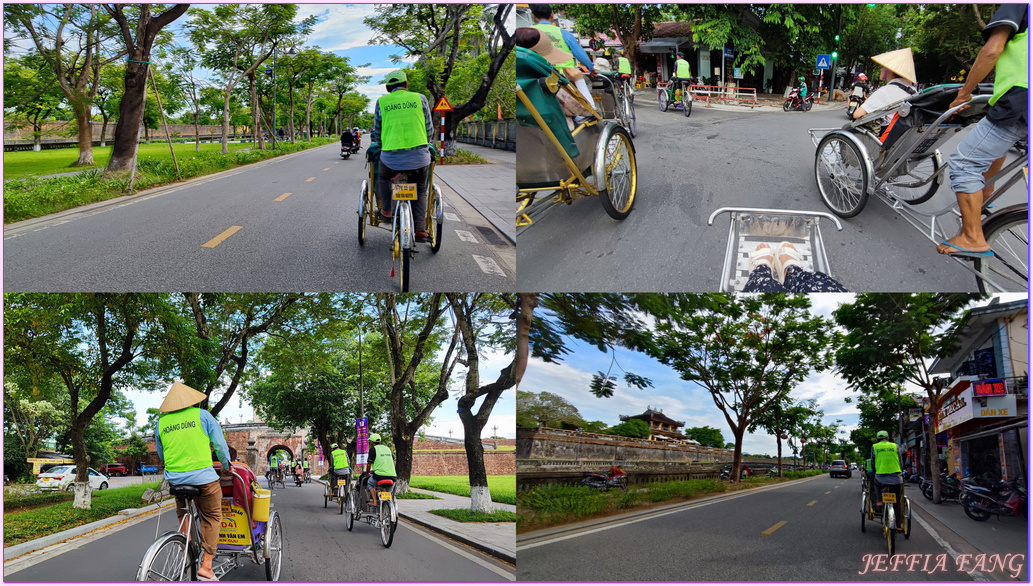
[860,79,915,126]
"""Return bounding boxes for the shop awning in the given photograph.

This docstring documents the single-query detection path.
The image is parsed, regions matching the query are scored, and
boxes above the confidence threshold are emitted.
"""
[638,38,689,54]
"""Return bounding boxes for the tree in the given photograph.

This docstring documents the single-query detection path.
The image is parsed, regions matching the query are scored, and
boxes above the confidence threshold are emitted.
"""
[168,46,206,151]
[187,4,315,153]
[602,418,650,439]
[4,294,179,509]
[558,4,664,73]
[3,54,66,152]
[834,293,976,503]
[114,432,149,474]
[5,4,126,165]
[685,426,724,448]
[102,3,189,175]
[650,295,838,482]
[365,4,514,155]
[3,380,66,461]
[516,391,584,429]
[900,4,995,83]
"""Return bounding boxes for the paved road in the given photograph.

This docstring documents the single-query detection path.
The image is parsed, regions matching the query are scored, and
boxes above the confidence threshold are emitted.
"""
[6,477,513,582]
[517,97,1027,292]
[517,476,986,581]
[3,140,514,292]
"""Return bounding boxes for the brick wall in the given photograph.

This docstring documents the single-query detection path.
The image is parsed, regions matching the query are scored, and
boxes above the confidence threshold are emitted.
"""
[412,451,515,476]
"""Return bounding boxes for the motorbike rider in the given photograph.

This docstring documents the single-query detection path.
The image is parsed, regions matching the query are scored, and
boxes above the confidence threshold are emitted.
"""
[850,73,870,102]
[329,442,352,495]
[670,52,692,96]
[341,128,355,151]
[364,433,397,507]
[871,431,904,531]
[796,76,808,105]
[371,69,435,243]
[154,382,231,582]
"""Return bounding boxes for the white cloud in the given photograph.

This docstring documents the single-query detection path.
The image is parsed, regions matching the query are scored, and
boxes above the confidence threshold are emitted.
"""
[298,4,380,52]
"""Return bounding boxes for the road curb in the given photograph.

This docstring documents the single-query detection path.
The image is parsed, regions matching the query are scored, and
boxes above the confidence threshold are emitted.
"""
[3,499,175,562]
[397,511,516,565]
[434,171,515,246]
[3,145,330,235]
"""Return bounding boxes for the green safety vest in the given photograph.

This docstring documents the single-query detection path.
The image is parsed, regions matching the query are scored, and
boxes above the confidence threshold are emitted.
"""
[378,90,429,151]
[270,456,278,467]
[371,444,396,477]
[618,57,632,75]
[158,408,212,473]
[675,58,691,79]
[872,442,901,474]
[331,448,349,470]
[302,460,309,469]
[865,458,874,473]
[991,28,1028,106]
[532,23,576,69]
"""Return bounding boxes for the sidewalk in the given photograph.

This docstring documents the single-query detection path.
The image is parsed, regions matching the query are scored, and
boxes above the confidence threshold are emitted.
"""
[400,487,516,564]
[909,495,1028,580]
[436,142,515,244]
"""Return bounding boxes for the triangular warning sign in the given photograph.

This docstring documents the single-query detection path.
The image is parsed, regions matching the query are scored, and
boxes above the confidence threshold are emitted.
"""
[817,57,828,68]
[433,97,453,112]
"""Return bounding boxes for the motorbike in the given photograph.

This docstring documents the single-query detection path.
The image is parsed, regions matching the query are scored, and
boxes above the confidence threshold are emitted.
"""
[922,472,962,502]
[581,469,628,491]
[720,465,753,480]
[961,478,1027,521]
[847,94,864,119]
[783,88,813,112]
[341,144,353,159]
[293,467,303,487]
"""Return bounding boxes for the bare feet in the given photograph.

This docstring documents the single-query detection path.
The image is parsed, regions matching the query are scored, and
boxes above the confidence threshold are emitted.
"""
[937,234,989,255]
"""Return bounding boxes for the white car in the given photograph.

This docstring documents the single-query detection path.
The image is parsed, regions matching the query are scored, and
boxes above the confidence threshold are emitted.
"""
[35,466,109,491]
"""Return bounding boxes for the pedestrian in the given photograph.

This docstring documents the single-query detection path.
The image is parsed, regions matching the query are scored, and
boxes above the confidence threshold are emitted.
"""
[851,47,918,137]
[529,4,597,107]
[937,4,1027,258]
[154,382,231,582]
[742,243,848,292]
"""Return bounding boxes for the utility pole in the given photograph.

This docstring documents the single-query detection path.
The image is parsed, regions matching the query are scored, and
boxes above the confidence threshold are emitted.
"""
[830,6,844,96]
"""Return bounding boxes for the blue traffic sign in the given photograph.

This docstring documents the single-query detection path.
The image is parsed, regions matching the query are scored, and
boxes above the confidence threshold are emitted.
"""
[816,54,831,69]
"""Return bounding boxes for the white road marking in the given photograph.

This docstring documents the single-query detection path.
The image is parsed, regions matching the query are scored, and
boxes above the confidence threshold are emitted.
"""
[444,212,460,222]
[455,230,477,243]
[402,521,514,580]
[472,255,506,276]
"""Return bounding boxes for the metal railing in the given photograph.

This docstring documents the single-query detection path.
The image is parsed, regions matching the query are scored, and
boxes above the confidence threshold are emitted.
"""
[455,118,516,151]
[688,84,759,106]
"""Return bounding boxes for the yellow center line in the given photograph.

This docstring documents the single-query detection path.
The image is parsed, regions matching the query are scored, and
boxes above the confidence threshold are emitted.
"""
[825,491,831,495]
[274,192,292,202]
[323,167,330,171]
[202,226,242,248]
[806,500,818,507]
[305,177,315,182]
[761,521,787,536]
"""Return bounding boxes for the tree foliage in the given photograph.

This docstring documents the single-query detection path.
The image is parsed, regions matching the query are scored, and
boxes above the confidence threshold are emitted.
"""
[685,425,724,448]
[517,390,584,429]
[602,418,650,439]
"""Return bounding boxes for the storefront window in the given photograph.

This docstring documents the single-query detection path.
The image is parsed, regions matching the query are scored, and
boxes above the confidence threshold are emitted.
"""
[962,434,1003,482]
[1000,428,1026,484]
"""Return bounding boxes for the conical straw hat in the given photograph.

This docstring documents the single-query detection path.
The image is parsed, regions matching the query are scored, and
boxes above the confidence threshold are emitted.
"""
[159,381,208,413]
[872,47,916,83]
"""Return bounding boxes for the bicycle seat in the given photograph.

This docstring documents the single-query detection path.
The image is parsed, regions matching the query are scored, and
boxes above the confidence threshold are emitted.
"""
[170,485,202,499]
[376,479,395,487]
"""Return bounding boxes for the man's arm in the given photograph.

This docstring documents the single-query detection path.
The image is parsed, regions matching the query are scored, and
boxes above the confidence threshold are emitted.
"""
[371,102,382,145]
[154,418,164,461]
[560,28,593,71]
[951,25,1012,108]
[201,410,231,470]
[422,95,434,144]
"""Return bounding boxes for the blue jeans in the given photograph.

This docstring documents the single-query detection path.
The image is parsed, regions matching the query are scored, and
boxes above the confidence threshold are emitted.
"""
[948,116,1027,194]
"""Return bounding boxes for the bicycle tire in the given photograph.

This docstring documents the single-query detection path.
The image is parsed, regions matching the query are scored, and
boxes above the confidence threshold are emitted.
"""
[621,89,637,138]
[265,511,282,581]
[682,91,692,117]
[358,184,367,246]
[380,502,395,548]
[860,489,867,533]
[137,532,191,582]
[430,185,444,253]
[975,207,1029,293]
[658,89,669,112]
[903,497,912,539]
[886,154,940,205]
[884,505,896,556]
[597,125,638,220]
[346,492,355,531]
[815,133,869,218]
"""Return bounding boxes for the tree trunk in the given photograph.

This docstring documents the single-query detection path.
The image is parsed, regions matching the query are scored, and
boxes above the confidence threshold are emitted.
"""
[304,84,313,141]
[392,434,413,495]
[221,91,231,154]
[926,411,942,503]
[463,425,492,513]
[100,114,108,148]
[193,110,200,153]
[72,100,95,166]
[69,419,92,509]
[776,436,783,477]
[288,84,296,144]
[249,73,259,148]
[730,426,745,482]
[106,61,149,174]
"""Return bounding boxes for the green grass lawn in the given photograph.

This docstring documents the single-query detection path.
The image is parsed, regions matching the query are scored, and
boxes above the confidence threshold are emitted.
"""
[397,491,441,500]
[428,508,517,523]
[3,482,164,547]
[3,142,254,180]
[408,475,515,505]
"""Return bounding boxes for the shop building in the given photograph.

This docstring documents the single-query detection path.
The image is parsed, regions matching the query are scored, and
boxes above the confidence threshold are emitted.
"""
[929,298,1028,485]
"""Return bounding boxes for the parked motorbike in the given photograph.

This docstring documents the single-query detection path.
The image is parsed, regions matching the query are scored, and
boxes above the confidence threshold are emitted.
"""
[581,469,628,491]
[922,472,963,502]
[783,88,813,112]
[962,478,1028,521]
[846,94,863,119]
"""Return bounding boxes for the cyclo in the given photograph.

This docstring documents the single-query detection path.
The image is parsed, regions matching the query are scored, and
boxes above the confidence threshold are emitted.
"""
[516,46,638,227]
[589,69,637,137]
[810,83,1028,292]
[265,466,285,490]
[357,143,445,292]
[860,471,911,556]
[324,469,350,515]
[344,472,399,548]
[137,462,282,581]
[657,78,692,117]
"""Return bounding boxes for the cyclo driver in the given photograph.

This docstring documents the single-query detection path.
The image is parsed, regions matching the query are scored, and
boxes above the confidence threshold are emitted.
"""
[671,52,692,96]
[871,430,904,531]
[614,50,633,86]
[155,382,232,582]
[363,433,397,507]
[371,70,435,243]
[329,442,352,495]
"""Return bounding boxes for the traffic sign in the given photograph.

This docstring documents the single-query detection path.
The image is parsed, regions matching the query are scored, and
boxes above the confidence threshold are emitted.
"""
[816,54,831,69]
[433,97,453,112]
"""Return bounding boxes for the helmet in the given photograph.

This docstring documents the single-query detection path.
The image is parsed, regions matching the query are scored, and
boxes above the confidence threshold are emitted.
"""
[799,76,805,81]
[369,433,382,443]
[877,431,889,440]
[858,73,868,81]
[330,443,338,449]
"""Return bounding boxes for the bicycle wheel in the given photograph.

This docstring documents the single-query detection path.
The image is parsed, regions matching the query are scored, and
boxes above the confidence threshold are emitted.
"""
[338,487,345,515]
[682,90,692,117]
[860,489,867,533]
[903,497,912,539]
[597,125,638,220]
[885,154,940,204]
[815,133,870,218]
[394,204,412,292]
[883,504,896,556]
[658,89,669,112]
[345,492,355,531]
[430,184,444,253]
[380,502,395,548]
[975,207,1028,293]
[324,486,329,508]
[265,511,282,581]
[137,533,191,581]
[621,89,637,137]
[358,180,368,246]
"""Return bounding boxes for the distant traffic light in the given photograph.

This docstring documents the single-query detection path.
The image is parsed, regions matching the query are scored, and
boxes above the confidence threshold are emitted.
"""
[835,34,840,42]
[832,51,839,59]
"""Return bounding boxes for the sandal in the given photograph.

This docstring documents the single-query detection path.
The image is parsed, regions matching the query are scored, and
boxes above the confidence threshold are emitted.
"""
[748,244,775,273]
[774,242,803,282]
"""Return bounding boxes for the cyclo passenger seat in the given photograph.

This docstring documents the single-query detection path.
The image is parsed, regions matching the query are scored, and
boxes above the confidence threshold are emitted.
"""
[879,83,994,150]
